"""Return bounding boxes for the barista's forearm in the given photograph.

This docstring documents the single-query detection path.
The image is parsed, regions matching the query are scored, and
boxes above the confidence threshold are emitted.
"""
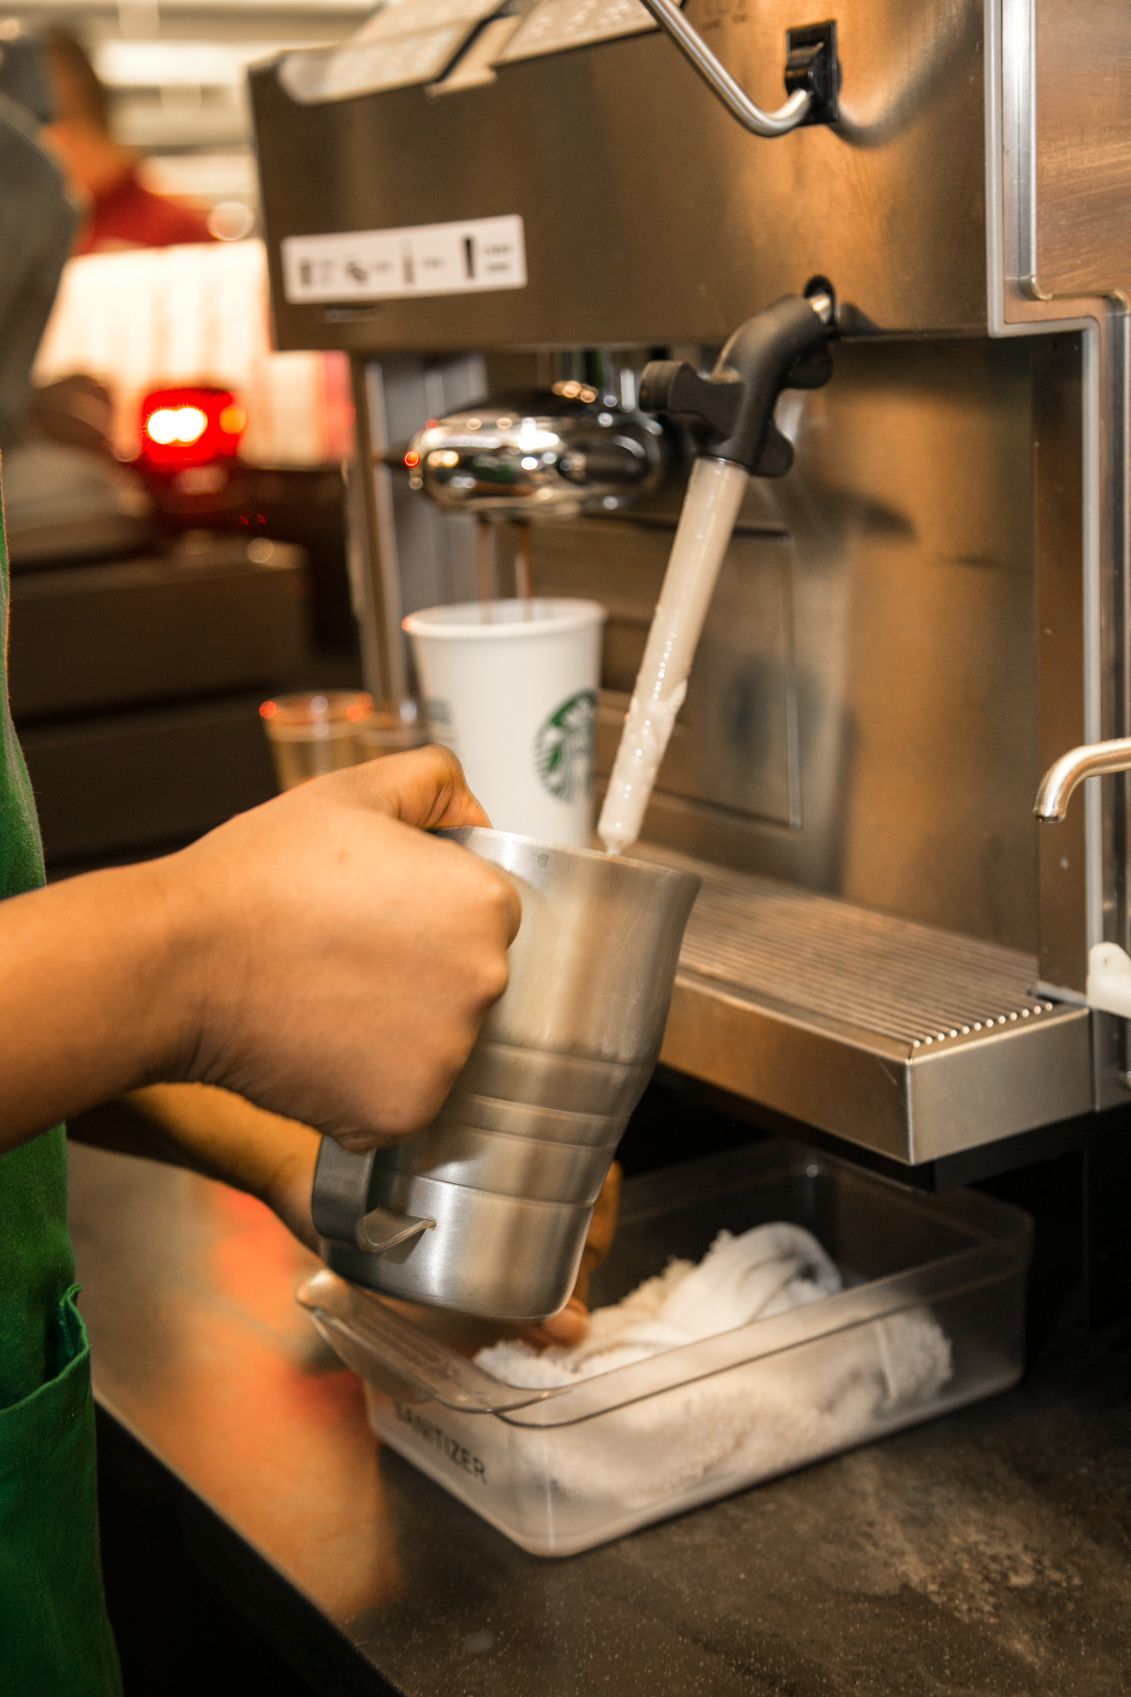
[71,1084,319,1246]
[0,861,195,1151]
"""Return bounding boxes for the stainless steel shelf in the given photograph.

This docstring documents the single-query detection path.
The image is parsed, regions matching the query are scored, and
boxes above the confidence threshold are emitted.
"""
[648,852,1094,1164]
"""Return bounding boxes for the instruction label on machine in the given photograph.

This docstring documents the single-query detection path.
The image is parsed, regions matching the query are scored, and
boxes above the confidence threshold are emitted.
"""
[282,215,526,304]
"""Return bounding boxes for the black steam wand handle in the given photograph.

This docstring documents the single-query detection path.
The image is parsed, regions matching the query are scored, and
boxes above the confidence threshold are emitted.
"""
[639,293,834,479]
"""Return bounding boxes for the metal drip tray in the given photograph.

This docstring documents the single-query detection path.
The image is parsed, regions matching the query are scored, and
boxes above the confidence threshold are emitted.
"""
[649,854,1093,1163]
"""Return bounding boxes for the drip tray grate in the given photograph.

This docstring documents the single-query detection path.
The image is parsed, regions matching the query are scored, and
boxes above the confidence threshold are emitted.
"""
[642,852,1093,1164]
[679,864,1055,1048]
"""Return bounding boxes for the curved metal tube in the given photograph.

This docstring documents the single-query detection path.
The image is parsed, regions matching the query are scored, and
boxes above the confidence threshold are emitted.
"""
[636,0,812,137]
[1034,737,1131,821]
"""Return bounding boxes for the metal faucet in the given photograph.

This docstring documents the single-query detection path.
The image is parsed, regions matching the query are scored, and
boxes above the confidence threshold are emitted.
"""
[1034,738,1131,821]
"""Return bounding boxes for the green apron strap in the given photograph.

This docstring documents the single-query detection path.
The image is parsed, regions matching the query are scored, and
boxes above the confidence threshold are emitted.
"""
[0,481,122,1693]
[0,1288,122,1695]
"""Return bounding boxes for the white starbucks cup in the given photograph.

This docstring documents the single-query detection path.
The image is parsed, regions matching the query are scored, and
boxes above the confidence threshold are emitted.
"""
[403,599,605,845]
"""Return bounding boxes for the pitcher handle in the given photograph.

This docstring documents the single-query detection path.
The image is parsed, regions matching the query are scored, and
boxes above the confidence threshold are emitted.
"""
[311,1136,435,1254]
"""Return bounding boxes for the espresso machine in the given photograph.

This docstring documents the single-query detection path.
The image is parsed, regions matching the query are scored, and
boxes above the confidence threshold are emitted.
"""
[250,1,1131,1236]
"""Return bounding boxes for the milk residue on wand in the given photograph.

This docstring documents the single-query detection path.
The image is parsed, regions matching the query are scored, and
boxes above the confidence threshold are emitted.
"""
[598,457,749,855]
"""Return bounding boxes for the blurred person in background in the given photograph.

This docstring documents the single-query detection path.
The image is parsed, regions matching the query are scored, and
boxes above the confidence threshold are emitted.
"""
[41,27,213,254]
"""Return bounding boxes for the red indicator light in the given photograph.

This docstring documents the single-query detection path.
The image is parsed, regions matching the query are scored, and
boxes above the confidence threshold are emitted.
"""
[146,405,208,447]
[403,449,421,469]
[139,385,247,471]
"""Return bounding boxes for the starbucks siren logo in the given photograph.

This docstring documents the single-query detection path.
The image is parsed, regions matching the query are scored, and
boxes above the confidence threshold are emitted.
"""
[533,689,597,803]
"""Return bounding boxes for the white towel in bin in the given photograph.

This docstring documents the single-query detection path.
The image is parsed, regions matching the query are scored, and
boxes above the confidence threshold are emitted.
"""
[474,1223,953,1505]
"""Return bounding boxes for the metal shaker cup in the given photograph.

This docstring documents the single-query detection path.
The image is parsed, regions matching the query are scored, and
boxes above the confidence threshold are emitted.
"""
[311,828,700,1320]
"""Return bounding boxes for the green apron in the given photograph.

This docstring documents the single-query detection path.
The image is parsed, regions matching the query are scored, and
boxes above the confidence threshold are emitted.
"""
[0,510,122,1694]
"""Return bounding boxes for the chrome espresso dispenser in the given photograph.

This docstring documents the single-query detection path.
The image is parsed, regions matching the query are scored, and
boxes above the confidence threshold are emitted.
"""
[251,0,1131,1307]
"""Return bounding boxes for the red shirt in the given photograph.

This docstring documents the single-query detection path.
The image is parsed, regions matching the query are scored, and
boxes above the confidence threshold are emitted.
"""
[77,166,214,255]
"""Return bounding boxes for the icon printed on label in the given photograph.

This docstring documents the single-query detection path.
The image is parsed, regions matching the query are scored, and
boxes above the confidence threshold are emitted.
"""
[283,216,526,304]
[533,690,597,803]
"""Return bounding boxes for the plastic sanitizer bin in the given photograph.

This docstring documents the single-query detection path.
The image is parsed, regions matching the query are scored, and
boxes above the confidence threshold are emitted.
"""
[299,1143,1032,1557]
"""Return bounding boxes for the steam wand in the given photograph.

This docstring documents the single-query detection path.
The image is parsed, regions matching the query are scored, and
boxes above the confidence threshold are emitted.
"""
[598,292,835,855]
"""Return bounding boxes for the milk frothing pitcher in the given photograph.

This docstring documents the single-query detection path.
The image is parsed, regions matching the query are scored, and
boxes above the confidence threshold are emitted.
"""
[312,828,700,1319]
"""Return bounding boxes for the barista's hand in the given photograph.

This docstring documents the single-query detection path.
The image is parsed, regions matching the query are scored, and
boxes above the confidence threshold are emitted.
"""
[159,746,520,1148]
[0,745,520,1156]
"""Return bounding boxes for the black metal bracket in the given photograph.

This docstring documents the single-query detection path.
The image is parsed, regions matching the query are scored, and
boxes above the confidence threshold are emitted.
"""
[784,20,840,128]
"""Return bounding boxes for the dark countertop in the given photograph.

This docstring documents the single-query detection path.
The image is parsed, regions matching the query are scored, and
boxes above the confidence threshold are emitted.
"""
[69,1143,1131,1697]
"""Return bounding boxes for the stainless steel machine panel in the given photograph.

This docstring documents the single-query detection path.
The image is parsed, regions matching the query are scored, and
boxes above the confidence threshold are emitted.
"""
[250,0,1131,1163]
[529,336,1041,950]
[1034,0,1131,298]
[251,0,989,352]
